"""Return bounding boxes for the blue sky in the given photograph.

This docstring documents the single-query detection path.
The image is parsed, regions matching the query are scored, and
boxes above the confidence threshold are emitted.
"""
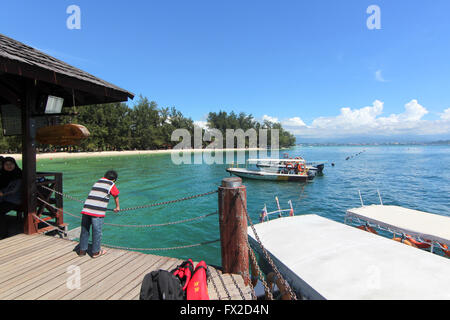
[1,0,450,140]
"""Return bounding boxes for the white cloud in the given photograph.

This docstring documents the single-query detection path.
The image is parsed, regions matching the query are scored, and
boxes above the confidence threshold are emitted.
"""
[262,115,279,123]
[194,120,208,129]
[375,70,387,82]
[281,100,450,138]
[441,108,450,120]
[282,117,306,127]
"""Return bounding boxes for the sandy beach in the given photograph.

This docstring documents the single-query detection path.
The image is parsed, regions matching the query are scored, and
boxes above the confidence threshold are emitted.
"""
[2,148,267,161]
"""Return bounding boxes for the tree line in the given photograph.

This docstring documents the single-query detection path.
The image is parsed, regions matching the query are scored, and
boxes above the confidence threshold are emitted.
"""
[0,96,296,153]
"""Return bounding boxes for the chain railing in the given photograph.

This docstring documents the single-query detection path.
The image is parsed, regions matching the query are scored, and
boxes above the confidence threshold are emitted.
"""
[35,186,219,252]
[238,192,297,300]
[38,184,297,300]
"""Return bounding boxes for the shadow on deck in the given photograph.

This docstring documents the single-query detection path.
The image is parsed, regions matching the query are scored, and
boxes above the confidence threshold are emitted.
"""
[0,233,252,300]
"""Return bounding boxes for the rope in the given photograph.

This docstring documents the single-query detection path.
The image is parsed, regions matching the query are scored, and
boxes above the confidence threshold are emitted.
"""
[37,197,217,228]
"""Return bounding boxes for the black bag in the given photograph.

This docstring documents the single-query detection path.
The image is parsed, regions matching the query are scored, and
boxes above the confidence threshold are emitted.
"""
[139,270,184,300]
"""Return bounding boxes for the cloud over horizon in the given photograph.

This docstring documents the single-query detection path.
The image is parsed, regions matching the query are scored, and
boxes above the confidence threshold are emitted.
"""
[270,100,450,139]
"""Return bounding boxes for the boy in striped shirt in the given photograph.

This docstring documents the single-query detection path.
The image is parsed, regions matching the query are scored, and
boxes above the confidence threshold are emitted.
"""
[77,170,120,258]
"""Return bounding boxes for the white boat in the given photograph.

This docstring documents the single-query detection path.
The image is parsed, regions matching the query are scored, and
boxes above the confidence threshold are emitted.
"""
[345,204,450,256]
[253,157,326,175]
[226,167,313,182]
[248,212,450,300]
[227,158,314,182]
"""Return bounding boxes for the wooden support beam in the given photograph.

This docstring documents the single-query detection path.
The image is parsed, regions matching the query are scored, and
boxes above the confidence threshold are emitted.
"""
[218,177,249,285]
[0,81,21,105]
[22,81,38,235]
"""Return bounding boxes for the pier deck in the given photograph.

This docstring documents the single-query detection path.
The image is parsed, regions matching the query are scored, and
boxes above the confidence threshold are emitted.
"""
[0,234,252,300]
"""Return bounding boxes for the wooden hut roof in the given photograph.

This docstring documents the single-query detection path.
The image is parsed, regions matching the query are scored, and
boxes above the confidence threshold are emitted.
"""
[0,33,134,106]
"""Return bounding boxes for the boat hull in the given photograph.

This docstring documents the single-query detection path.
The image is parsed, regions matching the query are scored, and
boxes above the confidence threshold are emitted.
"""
[227,168,311,182]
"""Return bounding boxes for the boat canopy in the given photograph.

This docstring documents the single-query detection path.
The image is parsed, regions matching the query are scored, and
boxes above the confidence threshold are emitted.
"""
[346,205,450,247]
[248,214,450,300]
[247,158,306,163]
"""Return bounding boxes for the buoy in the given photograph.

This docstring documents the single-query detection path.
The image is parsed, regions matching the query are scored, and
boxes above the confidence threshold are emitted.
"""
[440,244,450,258]
[405,235,431,249]
[357,225,378,234]
[393,237,417,248]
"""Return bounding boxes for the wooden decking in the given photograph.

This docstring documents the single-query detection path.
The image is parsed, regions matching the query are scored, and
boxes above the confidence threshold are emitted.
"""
[0,234,253,300]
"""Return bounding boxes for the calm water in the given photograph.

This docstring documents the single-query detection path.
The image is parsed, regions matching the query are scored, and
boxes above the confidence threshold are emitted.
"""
[28,145,450,266]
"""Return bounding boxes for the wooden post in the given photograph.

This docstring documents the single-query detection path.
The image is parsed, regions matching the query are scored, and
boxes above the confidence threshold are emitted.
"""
[55,172,64,227]
[22,82,38,235]
[218,177,249,285]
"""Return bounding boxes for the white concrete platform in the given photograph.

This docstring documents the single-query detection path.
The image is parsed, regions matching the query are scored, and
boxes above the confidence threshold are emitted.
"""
[248,214,450,300]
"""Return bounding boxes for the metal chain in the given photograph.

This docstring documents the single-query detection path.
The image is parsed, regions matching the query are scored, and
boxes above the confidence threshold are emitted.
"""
[103,212,218,228]
[248,245,273,300]
[238,192,297,300]
[32,214,65,235]
[117,190,219,212]
[40,185,85,204]
[101,239,220,252]
[40,185,218,212]
[208,271,222,300]
[230,273,247,300]
[37,197,217,228]
[215,267,232,300]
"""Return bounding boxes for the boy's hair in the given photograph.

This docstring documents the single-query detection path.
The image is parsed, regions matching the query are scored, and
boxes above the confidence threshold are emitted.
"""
[105,170,118,181]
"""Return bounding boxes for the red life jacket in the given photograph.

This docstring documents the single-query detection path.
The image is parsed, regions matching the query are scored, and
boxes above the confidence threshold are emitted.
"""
[186,261,210,300]
[172,259,194,291]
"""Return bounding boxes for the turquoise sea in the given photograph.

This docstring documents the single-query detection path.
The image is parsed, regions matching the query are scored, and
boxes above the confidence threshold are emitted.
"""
[29,145,450,266]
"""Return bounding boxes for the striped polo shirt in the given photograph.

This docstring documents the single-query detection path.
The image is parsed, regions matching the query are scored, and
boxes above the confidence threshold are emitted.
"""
[81,177,120,217]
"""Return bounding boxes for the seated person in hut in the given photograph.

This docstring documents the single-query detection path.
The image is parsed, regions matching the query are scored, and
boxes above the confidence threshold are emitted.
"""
[0,157,23,239]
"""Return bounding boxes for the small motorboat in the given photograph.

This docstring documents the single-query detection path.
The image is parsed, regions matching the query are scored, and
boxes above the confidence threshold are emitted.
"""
[255,157,326,175]
[227,158,315,182]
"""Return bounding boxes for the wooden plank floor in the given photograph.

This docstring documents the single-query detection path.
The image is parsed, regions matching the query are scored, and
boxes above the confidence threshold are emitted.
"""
[0,234,253,300]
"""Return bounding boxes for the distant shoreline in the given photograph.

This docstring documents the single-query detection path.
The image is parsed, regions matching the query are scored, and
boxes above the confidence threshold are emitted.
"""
[2,148,268,161]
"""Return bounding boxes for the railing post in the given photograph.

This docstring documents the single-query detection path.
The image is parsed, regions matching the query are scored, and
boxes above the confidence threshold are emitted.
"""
[218,177,249,285]
[55,173,64,227]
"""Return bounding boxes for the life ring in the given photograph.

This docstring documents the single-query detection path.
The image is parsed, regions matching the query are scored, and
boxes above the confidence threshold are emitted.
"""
[285,162,294,170]
[297,163,306,173]
[357,225,378,235]
[393,237,417,248]
[405,235,431,249]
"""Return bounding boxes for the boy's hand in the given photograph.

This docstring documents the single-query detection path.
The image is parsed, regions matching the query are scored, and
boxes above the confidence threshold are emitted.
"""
[113,207,120,213]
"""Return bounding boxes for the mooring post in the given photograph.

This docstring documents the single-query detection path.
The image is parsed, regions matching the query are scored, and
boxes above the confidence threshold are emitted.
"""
[218,177,249,285]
